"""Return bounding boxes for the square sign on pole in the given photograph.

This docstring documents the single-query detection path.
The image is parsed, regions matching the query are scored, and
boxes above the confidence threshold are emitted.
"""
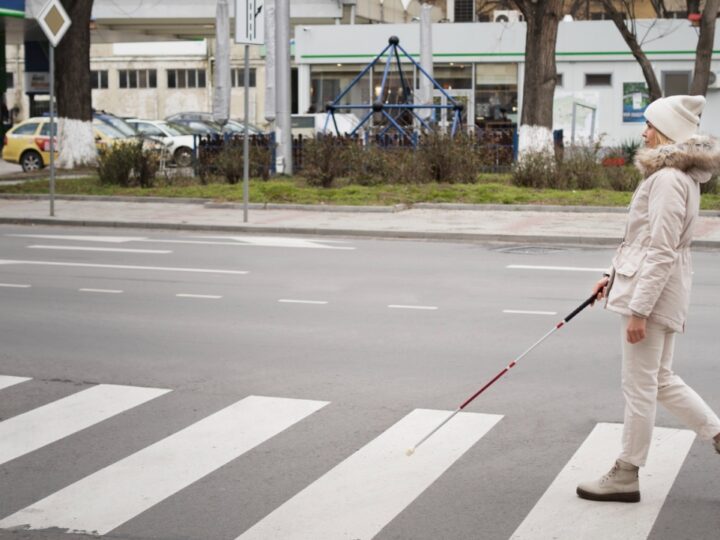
[235,0,264,45]
[37,0,71,48]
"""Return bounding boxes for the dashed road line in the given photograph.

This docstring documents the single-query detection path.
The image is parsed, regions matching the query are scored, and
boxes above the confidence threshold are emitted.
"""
[28,245,172,254]
[503,310,557,315]
[388,304,438,310]
[278,299,328,305]
[79,288,124,294]
[0,260,248,275]
[0,283,31,288]
[176,294,223,299]
[507,264,606,272]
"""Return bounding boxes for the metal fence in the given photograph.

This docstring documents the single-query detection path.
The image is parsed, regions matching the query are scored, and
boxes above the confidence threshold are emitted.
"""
[195,127,517,177]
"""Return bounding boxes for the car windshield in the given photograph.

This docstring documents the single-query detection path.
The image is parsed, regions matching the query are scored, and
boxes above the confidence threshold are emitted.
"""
[228,120,262,133]
[98,115,137,137]
[94,122,127,139]
[162,122,190,137]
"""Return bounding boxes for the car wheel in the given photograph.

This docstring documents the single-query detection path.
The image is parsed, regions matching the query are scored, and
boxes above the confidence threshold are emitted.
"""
[20,150,43,173]
[174,147,193,167]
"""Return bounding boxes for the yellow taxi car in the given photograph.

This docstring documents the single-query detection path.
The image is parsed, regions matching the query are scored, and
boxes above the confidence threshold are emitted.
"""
[2,117,129,172]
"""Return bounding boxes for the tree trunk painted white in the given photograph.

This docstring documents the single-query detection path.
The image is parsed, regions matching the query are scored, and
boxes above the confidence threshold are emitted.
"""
[518,124,554,157]
[57,118,97,168]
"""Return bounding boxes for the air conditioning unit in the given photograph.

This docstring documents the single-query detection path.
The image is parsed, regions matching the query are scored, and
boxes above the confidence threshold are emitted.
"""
[493,10,523,23]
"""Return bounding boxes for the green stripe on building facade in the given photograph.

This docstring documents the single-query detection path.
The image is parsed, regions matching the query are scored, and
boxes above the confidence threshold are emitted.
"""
[0,7,24,18]
[302,50,717,60]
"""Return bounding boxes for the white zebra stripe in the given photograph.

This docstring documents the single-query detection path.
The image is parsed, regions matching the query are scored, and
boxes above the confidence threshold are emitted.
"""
[237,409,502,540]
[509,423,696,540]
[0,396,328,535]
[0,384,170,466]
[0,375,31,391]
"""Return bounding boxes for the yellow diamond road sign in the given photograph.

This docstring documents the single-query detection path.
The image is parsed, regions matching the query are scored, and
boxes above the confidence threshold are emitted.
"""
[37,0,72,48]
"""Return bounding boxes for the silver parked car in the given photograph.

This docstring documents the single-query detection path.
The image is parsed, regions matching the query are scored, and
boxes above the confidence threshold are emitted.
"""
[126,119,195,167]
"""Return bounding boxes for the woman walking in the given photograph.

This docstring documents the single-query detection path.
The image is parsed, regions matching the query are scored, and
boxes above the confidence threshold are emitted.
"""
[577,95,720,503]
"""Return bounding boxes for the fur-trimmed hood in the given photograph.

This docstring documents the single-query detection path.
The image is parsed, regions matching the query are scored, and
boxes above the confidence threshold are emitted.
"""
[634,134,720,183]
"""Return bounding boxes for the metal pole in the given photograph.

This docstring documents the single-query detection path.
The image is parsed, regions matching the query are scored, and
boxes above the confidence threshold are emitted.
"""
[49,44,55,217]
[243,44,250,223]
[275,0,292,175]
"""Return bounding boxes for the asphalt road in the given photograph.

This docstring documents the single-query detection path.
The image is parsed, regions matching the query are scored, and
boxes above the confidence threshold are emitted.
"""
[0,224,718,540]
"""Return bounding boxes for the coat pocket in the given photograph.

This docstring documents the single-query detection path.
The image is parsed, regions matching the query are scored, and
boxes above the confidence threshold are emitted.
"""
[612,244,645,277]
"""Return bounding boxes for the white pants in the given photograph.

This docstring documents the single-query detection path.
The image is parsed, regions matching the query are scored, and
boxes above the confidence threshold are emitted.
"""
[619,316,720,467]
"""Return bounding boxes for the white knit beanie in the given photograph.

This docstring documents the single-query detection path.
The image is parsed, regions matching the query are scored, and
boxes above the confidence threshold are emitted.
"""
[644,95,705,143]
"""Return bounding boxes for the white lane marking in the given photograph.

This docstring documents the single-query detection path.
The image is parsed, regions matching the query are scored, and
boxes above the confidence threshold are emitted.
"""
[503,310,557,315]
[388,304,438,310]
[0,260,248,275]
[191,235,356,250]
[0,376,31,391]
[137,238,355,250]
[0,283,31,288]
[237,409,502,540]
[7,234,146,243]
[507,265,607,272]
[79,289,124,294]
[0,384,170,467]
[0,396,328,536]
[278,299,328,305]
[176,294,222,299]
[27,245,172,254]
[509,423,696,540]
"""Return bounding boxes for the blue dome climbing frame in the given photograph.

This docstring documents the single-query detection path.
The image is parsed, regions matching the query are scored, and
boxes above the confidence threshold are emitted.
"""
[322,36,464,145]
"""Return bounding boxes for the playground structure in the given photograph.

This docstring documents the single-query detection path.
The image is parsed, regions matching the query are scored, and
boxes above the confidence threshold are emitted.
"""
[322,36,464,146]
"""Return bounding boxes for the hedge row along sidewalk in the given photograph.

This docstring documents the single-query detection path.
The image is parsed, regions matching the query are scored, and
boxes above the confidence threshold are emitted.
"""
[1,175,720,210]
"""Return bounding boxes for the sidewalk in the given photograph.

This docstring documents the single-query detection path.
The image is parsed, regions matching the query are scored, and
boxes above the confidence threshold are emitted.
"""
[2,195,720,247]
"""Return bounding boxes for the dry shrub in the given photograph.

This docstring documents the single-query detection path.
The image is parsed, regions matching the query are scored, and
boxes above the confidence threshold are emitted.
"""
[511,151,557,189]
[97,140,158,188]
[301,135,353,187]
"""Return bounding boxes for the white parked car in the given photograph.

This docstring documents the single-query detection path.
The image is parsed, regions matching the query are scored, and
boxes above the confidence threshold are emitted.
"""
[126,119,195,167]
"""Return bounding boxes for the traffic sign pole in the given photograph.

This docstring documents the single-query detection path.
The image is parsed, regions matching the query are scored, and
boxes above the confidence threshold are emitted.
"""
[235,0,265,223]
[36,0,71,217]
[243,44,250,223]
[49,44,55,217]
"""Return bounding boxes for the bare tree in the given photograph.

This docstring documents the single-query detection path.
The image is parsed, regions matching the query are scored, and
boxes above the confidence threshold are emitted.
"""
[55,0,96,168]
[600,0,662,101]
[689,0,719,94]
[601,0,719,100]
[512,0,565,128]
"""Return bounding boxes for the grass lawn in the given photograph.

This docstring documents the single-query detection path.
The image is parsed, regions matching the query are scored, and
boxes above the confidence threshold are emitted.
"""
[1,174,719,210]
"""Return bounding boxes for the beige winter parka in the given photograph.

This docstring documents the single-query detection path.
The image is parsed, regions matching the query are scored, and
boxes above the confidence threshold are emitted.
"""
[606,135,720,332]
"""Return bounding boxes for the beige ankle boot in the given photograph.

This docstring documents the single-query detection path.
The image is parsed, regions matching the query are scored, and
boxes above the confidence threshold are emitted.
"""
[714,437,720,455]
[576,460,640,503]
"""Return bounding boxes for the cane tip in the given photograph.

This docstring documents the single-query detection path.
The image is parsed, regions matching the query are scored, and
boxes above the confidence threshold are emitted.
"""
[405,447,415,457]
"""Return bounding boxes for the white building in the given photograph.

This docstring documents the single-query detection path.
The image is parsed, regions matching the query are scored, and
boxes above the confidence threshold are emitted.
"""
[295,18,720,145]
[5,2,719,145]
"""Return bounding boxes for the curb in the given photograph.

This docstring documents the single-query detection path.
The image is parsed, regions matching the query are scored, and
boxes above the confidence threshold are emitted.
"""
[2,216,718,248]
[0,215,634,247]
[2,194,720,216]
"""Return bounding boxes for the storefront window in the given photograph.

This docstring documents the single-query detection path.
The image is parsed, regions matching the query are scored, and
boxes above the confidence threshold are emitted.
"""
[432,64,472,90]
[310,65,371,115]
[475,63,518,127]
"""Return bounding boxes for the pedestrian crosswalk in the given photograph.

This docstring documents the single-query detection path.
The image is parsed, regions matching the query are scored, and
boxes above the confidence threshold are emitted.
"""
[0,375,707,539]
